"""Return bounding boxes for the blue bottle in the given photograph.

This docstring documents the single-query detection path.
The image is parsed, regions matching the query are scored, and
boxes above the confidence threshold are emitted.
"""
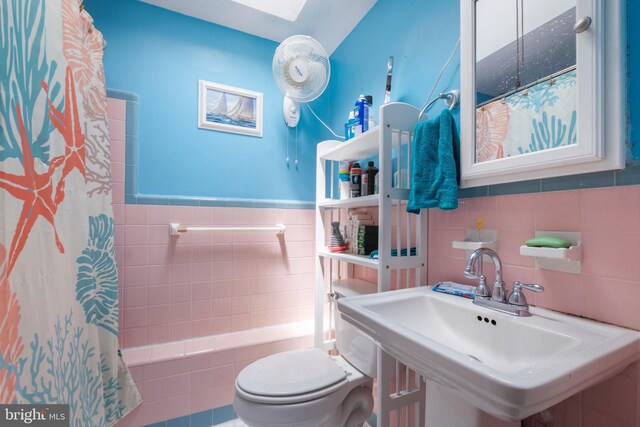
[353,94,369,135]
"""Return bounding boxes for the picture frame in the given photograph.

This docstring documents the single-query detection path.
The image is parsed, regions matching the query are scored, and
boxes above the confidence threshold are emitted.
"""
[198,80,263,137]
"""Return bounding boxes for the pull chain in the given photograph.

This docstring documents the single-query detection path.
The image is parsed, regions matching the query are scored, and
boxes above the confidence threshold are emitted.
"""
[515,0,525,89]
[286,125,290,166]
[295,125,299,168]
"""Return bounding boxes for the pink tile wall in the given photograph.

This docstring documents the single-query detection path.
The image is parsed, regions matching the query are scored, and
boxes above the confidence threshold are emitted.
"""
[108,98,316,425]
[429,188,640,426]
[116,203,315,348]
[109,98,315,348]
[116,336,313,426]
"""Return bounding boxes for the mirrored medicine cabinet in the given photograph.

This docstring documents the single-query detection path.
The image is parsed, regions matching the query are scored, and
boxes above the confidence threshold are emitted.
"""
[459,0,626,188]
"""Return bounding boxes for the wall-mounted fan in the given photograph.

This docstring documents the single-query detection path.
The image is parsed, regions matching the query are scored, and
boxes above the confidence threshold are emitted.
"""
[272,35,330,127]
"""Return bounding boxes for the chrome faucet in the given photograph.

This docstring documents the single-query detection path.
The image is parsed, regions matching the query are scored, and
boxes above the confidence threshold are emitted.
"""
[464,248,544,317]
[464,248,506,302]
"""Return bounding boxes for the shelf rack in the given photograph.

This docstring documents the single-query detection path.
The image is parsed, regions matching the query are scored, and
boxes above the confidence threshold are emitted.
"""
[315,102,428,427]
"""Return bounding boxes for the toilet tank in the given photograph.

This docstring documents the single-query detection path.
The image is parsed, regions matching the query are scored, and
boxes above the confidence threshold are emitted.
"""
[333,279,378,377]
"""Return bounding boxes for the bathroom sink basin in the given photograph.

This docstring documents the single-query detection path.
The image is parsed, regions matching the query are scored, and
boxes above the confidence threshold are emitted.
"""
[337,286,640,421]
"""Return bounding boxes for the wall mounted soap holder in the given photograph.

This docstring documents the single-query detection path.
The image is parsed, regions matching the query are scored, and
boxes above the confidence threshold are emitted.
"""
[519,231,582,273]
[452,229,498,253]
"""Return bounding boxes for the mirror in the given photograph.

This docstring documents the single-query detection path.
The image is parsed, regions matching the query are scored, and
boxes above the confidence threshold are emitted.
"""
[460,0,625,188]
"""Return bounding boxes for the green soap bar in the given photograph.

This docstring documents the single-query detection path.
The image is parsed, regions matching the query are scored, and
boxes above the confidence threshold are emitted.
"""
[525,236,572,248]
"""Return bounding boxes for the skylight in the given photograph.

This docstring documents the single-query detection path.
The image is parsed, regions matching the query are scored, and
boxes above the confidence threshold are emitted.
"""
[229,0,308,22]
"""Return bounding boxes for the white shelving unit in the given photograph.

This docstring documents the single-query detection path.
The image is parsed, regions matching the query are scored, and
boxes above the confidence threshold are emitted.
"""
[315,102,427,427]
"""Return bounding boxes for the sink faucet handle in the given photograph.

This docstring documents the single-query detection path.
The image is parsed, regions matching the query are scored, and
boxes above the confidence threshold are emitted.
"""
[474,275,490,298]
[508,281,545,306]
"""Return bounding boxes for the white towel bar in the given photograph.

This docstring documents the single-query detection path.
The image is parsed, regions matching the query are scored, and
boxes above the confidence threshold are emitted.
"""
[169,223,286,236]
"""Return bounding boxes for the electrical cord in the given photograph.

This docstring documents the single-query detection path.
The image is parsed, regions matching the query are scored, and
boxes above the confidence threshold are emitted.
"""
[306,103,345,139]
[419,37,461,114]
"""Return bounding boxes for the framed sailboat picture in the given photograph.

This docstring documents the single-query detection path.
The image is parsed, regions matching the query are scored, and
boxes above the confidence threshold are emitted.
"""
[198,80,263,137]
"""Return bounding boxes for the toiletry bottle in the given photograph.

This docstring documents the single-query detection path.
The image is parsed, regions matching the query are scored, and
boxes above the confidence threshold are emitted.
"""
[353,95,369,135]
[350,162,362,198]
[344,110,355,140]
[362,161,379,196]
[365,95,376,128]
[339,162,351,199]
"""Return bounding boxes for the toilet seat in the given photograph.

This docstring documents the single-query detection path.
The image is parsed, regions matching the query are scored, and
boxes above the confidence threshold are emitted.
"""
[236,349,349,404]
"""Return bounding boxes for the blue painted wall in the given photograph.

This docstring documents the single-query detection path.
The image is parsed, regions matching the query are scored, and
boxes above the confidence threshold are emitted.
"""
[86,0,318,203]
[323,0,460,135]
[323,0,639,165]
[88,0,638,204]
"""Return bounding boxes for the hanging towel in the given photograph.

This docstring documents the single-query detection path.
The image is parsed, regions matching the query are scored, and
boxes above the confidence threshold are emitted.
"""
[407,109,460,213]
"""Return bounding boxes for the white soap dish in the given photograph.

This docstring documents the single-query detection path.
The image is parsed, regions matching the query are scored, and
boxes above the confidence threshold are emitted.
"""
[519,231,582,273]
[452,229,498,253]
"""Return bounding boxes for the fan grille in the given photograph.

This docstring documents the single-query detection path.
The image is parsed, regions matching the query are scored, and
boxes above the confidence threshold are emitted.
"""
[273,35,330,103]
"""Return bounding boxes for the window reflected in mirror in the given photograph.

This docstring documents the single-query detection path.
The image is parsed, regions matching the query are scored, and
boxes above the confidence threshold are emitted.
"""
[475,0,577,163]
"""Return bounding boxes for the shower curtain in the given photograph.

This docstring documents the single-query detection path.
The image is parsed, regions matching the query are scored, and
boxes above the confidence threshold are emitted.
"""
[0,0,141,425]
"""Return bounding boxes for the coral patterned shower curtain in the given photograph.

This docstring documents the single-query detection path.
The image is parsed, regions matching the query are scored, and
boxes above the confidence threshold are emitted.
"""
[0,0,141,424]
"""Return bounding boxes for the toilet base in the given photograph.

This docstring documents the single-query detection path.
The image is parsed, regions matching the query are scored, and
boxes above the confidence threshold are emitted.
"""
[234,383,373,427]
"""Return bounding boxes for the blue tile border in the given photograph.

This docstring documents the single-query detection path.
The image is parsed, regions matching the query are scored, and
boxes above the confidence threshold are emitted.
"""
[108,89,640,205]
[460,161,640,199]
[143,404,236,427]
[107,89,314,210]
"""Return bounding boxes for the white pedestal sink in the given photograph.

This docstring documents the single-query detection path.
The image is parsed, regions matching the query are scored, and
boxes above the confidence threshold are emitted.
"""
[337,286,640,425]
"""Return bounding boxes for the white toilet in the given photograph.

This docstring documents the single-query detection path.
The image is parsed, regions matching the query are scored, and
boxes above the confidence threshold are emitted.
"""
[234,280,377,427]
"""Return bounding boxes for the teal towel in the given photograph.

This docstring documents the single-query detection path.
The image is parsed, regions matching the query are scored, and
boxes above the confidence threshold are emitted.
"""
[407,109,460,213]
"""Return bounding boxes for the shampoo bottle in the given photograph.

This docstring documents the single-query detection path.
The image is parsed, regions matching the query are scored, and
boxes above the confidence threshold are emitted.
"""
[362,161,379,196]
[353,95,369,135]
[350,162,362,198]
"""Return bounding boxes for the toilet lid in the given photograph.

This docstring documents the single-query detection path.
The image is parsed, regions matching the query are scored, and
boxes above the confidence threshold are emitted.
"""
[236,349,347,401]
